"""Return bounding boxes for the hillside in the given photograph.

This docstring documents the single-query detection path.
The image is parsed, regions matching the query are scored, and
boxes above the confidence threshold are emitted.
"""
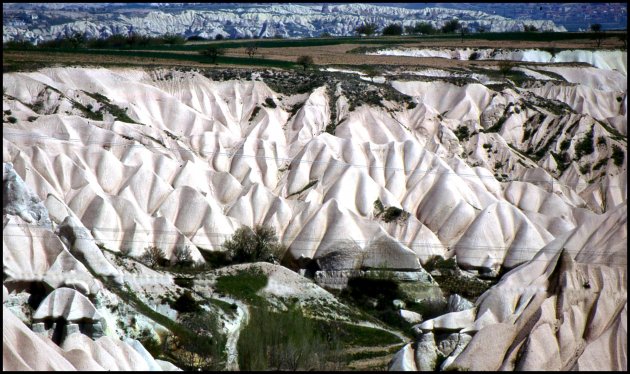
[2,46,626,370]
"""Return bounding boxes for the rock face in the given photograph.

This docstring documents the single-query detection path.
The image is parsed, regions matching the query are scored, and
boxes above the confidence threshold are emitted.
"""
[3,162,52,228]
[33,288,101,321]
[3,304,170,371]
[2,50,626,371]
[2,3,565,44]
[392,203,627,371]
[56,217,123,285]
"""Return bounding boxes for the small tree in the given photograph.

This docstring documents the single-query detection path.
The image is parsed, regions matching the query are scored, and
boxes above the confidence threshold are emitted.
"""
[414,22,436,35]
[442,19,461,34]
[141,246,166,268]
[591,23,604,48]
[382,23,403,36]
[523,24,538,32]
[215,34,224,40]
[173,245,194,267]
[296,55,314,71]
[223,225,285,264]
[498,60,515,78]
[355,22,378,37]
[459,26,469,42]
[246,43,258,58]
[199,47,224,63]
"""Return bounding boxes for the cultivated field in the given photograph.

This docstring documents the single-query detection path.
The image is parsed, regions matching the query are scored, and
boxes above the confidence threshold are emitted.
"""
[4,33,626,72]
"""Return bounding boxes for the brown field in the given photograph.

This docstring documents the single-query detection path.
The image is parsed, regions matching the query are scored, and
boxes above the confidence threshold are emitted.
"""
[3,36,625,72]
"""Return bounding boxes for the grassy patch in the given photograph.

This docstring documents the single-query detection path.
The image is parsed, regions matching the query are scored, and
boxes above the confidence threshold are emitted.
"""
[215,269,268,304]
[208,298,238,317]
[327,321,402,347]
[238,305,346,370]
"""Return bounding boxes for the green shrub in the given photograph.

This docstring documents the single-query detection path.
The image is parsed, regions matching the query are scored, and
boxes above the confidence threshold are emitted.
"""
[454,125,470,141]
[423,256,458,273]
[7,116,17,123]
[249,106,261,121]
[382,23,403,36]
[171,290,201,313]
[560,139,571,150]
[382,206,409,223]
[592,158,607,170]
[611,145,625,166]
[174,277,194,288]
[574,128,595,159]
[264,97,277,108]
[469,52,480,60]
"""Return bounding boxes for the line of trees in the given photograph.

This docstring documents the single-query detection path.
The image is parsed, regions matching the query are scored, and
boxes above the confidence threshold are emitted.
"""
[355,19,466,36]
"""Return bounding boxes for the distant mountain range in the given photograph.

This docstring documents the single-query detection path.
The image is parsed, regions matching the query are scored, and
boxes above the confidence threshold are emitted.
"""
[3,3,566,44]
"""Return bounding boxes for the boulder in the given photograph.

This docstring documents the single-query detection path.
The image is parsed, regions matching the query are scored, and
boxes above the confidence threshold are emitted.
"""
[418,308,476,332]
[414,333,438,371]
[446,294,474,312]
[388,343,417,371]
[399,309,423,324]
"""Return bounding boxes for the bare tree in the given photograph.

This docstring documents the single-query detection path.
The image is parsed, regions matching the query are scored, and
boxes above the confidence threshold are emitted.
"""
[591,23,604,48]
[173,245,193,266]
[459,26,469,42]
[141,246,165,268]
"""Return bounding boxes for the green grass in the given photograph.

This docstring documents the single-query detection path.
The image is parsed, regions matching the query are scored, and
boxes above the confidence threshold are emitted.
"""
[208,298,238,316]
[238,305,346,370]
[325,321,402,347]
[8,32,618,53]
[215,269,268,304]
[14,47,296,69]
[345,344,403,361]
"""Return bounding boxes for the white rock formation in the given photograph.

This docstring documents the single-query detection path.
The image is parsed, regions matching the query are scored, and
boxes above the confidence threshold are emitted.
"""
[33,288,102,322]
[2,56,625,371]
[2,4,565,44]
